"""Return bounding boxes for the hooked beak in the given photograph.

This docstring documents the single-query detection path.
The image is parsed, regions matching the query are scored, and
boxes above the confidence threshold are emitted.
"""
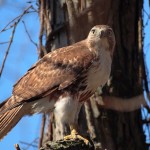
[99,30,106,38]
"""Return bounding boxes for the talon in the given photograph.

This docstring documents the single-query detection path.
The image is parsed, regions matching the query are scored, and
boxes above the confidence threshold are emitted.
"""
[76,134,89,145]
[64,129,89,145]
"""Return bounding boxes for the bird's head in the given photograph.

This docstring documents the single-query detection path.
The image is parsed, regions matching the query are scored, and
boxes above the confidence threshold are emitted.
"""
[87,25,116,58]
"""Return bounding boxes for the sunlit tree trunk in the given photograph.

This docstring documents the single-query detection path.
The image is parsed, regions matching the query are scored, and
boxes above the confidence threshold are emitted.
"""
[38,0,147,149]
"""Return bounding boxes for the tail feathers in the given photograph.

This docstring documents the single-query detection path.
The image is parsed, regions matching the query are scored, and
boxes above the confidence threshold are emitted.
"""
[0,105,24,140]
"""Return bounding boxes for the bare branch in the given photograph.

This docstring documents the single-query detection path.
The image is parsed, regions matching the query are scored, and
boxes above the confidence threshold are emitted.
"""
[0,5,37,78]
[20,139,38,149]
[0,5,33,33]
[0,41,9,45]
[0,22,17,77]
[143,9,150,19]
[0,16,20,33]
[143,9,150,26]
[22,20,38,49]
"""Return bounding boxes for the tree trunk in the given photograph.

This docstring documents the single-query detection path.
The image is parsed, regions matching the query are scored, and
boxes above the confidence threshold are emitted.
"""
[38,0,147,150]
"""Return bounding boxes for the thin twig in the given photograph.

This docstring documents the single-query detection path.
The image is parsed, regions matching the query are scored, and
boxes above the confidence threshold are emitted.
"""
[0,5,36,77]
[141,106,150,142]
[22,20,38,49]
[0,5,33,33]
[20,138,39,150]
[30,5,38,13]
[20,141,38,149]
[0,41,9,44]
[14,144,21,150]
[143,9,150,19]
[143,9,150,26]
[0,16,20,33]
[0,22,17,77]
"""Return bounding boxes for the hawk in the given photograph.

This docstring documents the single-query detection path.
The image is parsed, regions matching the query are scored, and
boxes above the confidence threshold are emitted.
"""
[0,25,115,143]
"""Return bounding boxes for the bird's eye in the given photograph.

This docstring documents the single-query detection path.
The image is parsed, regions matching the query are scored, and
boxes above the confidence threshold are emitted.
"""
[107,29,112,36]
[91,29,96,34]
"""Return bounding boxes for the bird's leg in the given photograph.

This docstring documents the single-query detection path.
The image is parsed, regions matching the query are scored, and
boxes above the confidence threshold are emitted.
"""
[64,124,89,145]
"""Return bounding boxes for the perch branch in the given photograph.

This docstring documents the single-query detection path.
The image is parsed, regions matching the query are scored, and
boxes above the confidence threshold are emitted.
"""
[40,139,94,150]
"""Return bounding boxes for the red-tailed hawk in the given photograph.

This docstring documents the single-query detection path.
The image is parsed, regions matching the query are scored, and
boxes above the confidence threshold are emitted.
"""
[0,25,115,143]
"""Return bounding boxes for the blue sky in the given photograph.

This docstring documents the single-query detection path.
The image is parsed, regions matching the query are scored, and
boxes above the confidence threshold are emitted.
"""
[0,1,41,149]
[142,0,150,145]
[144,0,150,90]
[0,0,150,150]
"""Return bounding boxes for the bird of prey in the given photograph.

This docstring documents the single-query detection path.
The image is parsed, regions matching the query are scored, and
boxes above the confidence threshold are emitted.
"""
[0,25,115,143]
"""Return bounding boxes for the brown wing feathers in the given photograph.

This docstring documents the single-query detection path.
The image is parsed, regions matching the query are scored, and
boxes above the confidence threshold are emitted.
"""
[0,101,24,140]
[13,40,93,102]
[0,40,94,140]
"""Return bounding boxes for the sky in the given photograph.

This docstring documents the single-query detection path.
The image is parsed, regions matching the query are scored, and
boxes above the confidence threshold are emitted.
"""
[142,0,150,145]
[0,0,150,150]
[144,0,150,90]
[0,1,41,150]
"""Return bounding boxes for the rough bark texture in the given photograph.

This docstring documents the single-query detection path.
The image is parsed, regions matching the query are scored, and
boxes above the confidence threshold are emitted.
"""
[38,0,147,150]
[40,139,95,150]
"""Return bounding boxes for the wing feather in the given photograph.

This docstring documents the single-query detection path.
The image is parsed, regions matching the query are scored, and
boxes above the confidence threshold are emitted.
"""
[13,40,94,102]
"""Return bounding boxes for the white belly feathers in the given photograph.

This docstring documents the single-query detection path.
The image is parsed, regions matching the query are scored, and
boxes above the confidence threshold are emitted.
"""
[86,50,112,92]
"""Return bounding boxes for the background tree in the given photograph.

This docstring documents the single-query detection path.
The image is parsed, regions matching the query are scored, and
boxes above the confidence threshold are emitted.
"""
[0,0,149,150]
[37,0,148,150]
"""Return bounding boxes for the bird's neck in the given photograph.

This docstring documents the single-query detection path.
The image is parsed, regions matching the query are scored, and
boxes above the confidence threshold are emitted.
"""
[86,39,103,58]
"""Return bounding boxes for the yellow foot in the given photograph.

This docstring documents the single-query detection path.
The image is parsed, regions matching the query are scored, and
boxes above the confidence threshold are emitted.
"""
[64,129,89,145]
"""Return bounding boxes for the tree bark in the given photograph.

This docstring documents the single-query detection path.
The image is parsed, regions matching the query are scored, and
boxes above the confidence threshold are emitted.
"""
[38,0,147,150]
